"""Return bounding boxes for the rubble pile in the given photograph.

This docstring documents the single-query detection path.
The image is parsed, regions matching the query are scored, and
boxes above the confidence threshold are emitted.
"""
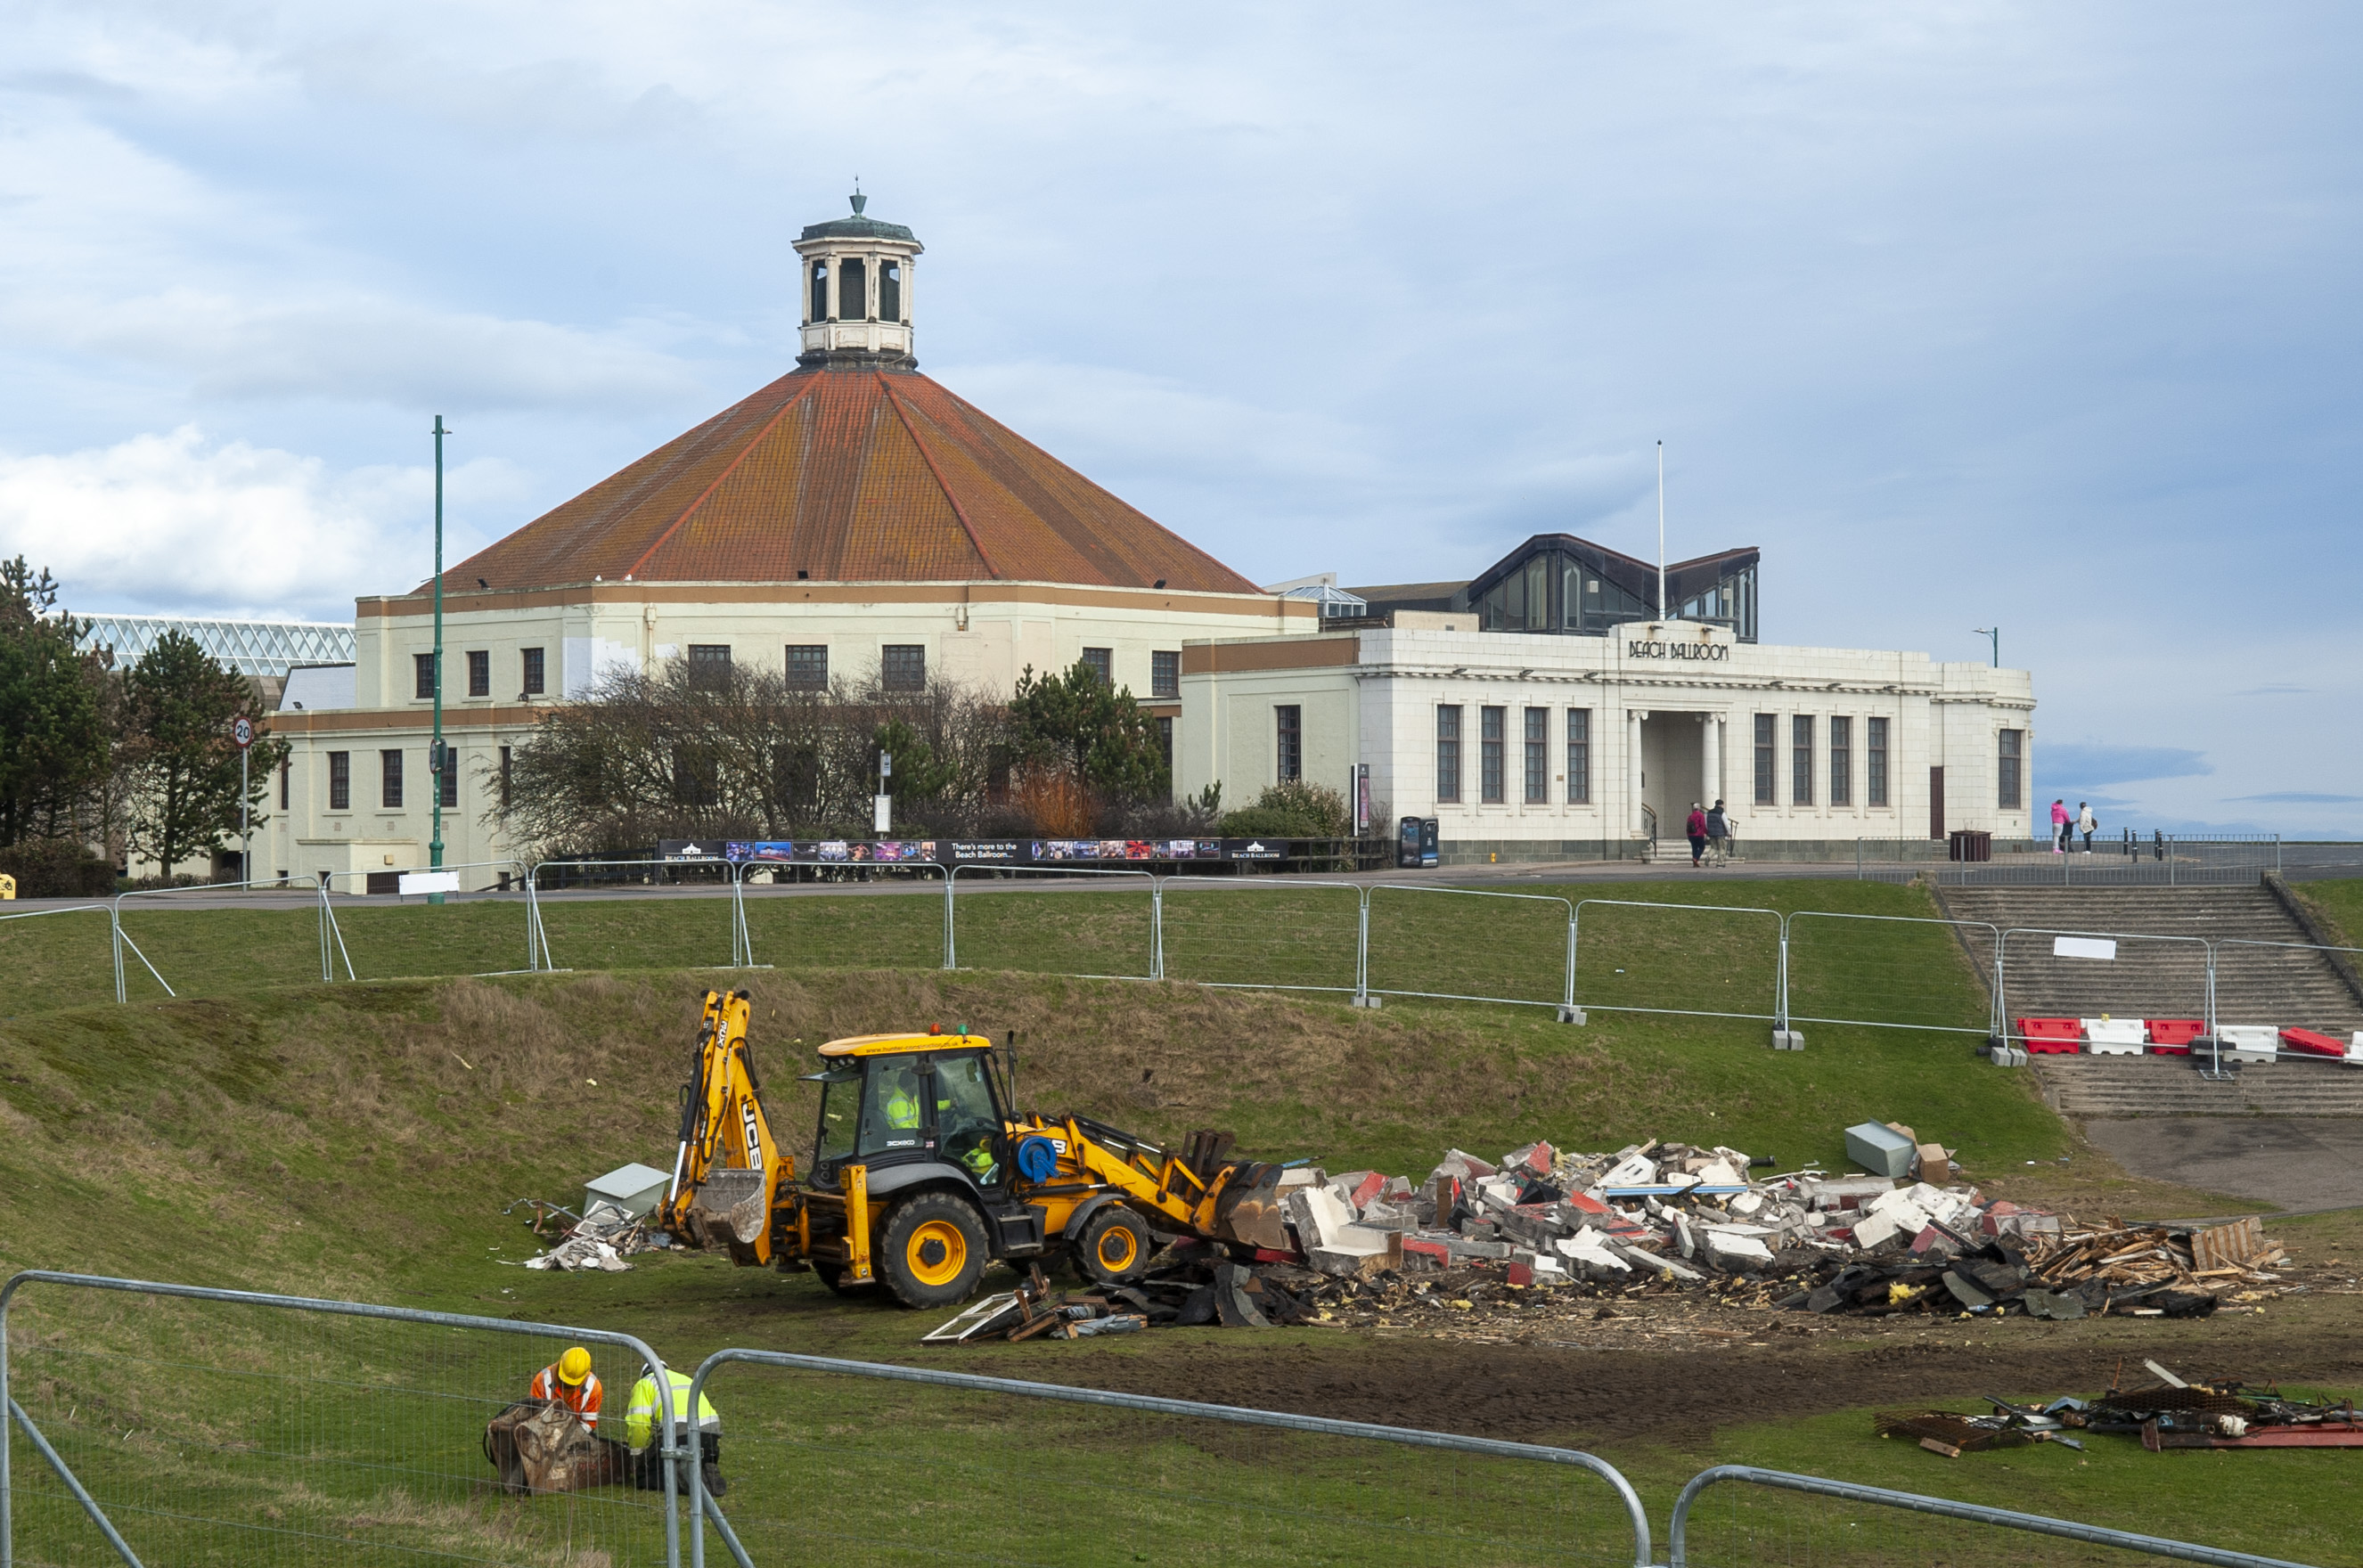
[933,1132,2302,1342]
[504,1198,666,1273]
[1879,1363,2363,1455]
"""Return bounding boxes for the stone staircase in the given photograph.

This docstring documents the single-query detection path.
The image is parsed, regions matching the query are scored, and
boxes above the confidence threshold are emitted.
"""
[1935,884,2363,1118]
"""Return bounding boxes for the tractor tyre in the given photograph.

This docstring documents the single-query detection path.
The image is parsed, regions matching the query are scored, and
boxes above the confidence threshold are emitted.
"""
[877,1192,990,1309]
[813,1262,873,1296]
[1075,1205,1152,1287]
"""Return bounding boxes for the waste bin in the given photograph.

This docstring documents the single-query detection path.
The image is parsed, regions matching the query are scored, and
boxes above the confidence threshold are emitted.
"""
[1948,829,1991,862]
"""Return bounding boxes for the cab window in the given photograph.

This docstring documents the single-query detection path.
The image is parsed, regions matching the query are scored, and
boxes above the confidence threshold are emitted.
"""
[934,1052,1003,1186]
[812,1068,861,1166]
[859,1054,928,1156]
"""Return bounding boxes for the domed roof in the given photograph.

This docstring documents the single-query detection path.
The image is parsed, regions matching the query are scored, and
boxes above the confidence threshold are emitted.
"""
[443,365,1263,593]
[798,192,919,244]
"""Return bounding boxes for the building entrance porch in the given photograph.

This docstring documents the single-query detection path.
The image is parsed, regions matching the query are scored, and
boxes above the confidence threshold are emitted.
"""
[1629,709,1727,845]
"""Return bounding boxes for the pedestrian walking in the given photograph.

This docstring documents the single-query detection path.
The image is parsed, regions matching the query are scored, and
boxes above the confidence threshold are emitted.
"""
[1684,802,1709,868]
[2077,801,2098,853]
[1705,800,1731,867]
[2050,799,2070,853]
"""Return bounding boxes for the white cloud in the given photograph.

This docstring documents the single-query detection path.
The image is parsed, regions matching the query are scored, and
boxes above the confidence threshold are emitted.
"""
[0,426,513,619]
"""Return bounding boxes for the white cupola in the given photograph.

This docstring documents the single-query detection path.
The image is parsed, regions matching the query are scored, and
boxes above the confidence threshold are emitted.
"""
[792,191,923,369]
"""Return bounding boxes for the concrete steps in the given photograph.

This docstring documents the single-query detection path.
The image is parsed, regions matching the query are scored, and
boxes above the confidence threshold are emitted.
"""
[1936,886,2363,1040]
[2037,1054,2363,1117]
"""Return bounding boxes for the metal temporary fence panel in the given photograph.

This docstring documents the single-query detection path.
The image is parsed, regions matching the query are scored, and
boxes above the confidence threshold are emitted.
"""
[1366,884,1574,1009]
[317,860,531,983]
[1781,911,2001,1036]
[1996,927,2215,1041]
[944,866,1157,981]
[1571,899,1784,1025]
[2208,938,2363,1047]
[527,858,745,976]
[2,1270,686,1568]
[1157,878,1367,995]
[110,878,354,1005]
[683,1348,1651,1568]
[728,862,947,976]
[0,904,115,1017]
[1669,1464,2321,1568]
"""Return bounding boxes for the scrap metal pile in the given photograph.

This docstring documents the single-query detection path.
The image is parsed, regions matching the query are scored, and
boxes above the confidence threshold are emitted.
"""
[503,1198,668,1273]
[928,1135,2296,1342]
[1880,1360,2363,1456]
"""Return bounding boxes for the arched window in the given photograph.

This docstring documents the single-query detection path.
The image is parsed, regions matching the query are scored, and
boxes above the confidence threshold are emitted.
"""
[838,258,866,321]
[879,260,902,322]
[809,260,828,324]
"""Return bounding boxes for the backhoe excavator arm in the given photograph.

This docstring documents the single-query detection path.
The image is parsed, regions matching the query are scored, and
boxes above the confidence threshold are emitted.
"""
[658,988,790,1262]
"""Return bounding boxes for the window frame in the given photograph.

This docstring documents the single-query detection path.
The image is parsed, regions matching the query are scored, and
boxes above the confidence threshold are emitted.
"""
[1081,647,1113,686]
[1435,706,1463,804]
[1275,705,1303,782]
[328,751,350,812]
[1150,649,1180,700]
[1868,716,1891,807]
[880,644,927,691]
[1998,728,2024,811]
[1828,715,1852,808]
[439,751,458,809]
[1523,707,1549,804]
[1479,706,1507,804]
[413,652,435,700]
[1753,715,1777,805]
[465,649,489,698]
[1791,715,1816,806]
[686,644,732,691]
[1566,707,1590,804]
[380,748,404,810]
[521,646,545,697]
[784,645,829,690]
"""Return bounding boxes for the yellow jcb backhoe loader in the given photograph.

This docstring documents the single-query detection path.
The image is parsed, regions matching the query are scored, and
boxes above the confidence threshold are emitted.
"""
[658,989,1293,1308]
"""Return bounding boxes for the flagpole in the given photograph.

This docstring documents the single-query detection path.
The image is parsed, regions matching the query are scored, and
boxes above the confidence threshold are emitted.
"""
[1656,439,1666,618]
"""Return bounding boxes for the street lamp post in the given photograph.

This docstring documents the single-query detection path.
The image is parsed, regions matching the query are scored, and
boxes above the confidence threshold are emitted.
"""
[1973,627,1999,668]
[429,415,448,906]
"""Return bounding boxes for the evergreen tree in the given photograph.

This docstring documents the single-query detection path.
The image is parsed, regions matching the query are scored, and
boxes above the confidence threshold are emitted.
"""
[1005,659,1169,803]
[0,558,110,846]
[120,629,284,878]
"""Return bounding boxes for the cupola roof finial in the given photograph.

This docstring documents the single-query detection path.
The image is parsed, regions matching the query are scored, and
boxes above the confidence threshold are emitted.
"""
[850,177,865,216]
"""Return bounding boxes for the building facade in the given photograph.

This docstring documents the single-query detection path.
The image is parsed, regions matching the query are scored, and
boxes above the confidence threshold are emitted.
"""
[1179,541,2034,860]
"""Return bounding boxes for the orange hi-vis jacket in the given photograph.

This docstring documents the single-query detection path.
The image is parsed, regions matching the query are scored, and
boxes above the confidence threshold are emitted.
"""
[527,1366,605,1431]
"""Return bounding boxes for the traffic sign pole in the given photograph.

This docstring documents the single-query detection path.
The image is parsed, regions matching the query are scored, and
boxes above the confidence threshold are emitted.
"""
[429,415,447,907]
[233,716,255,888]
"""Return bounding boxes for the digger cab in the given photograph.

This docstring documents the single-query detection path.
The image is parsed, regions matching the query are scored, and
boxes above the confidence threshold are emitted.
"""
[804,1030,1015,1197]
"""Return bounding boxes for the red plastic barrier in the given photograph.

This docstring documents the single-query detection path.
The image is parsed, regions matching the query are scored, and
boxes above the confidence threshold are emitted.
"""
[2016,1017,2084,1055]
[2146,1018,2204,1056]
[2281,1027,2348,1059]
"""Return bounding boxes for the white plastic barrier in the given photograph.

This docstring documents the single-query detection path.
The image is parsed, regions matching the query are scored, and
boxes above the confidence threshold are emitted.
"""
[2081,1017,2147,1055]
[2217,1024,2280,1062]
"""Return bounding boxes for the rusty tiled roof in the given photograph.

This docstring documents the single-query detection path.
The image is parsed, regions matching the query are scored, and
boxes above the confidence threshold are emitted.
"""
[440,366,1263,594]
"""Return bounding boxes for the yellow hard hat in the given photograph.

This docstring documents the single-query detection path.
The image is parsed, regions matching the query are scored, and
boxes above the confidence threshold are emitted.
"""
[558,1346,593,1386]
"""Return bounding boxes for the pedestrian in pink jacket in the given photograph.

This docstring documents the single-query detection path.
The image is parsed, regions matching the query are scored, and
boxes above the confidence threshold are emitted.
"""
[2049,799,2070,853]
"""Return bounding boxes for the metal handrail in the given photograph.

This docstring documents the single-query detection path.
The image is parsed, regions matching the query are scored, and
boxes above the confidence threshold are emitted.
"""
[683,1346,1652,1568]
[0,1270,687,1568]
[1667,1464,2314,1568]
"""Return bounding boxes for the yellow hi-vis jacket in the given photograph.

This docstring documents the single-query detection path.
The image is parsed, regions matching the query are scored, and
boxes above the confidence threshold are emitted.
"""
[625,1369,721,1453]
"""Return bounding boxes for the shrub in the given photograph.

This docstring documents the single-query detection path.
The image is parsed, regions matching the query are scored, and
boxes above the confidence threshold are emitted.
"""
[1217,780,1349,838]
[0,837,118,897]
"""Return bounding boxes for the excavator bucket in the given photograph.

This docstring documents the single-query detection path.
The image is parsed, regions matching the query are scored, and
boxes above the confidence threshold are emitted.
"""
[1209,1162,1292,1252]
[683,1167,769,1259]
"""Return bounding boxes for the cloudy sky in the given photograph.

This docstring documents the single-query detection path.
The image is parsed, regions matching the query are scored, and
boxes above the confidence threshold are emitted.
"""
[1,3,2357,833]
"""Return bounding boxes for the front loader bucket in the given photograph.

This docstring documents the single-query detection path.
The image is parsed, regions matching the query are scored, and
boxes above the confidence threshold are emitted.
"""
[684,1168,768,1261]
[1209,1162,1291,1252]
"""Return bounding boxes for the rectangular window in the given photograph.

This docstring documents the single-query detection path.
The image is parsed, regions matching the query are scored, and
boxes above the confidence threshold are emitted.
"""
[1081,647,1113,685]
[1792,715,1815,805]
[380,749,404,810]
[328,751,350,811]
[1480,706,1506,804]
[1154,716,1173,764]
[1566,708,1590,804]
[1435,706,1462,804]
[879,259,902,321]
[1999,729,2024,810]
[439,752,458,809]
[687,644,732,690]
[521,647,545,697]
[1829,716,1852,807]
[413,652,435,700]
[500,745,512,808]
[279,758,290,809]
[466,649,489,698]
[838,257,865,319]
[1868,716,1891,806]
[881,644,926,690]
[1275,706,1302,781]
[1523,707,1549,804]
[785,645,829,690]
[1151,649,1180,699]
[1754,715,1777,805]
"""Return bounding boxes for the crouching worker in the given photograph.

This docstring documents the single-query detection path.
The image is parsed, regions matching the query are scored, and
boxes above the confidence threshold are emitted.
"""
[527,1346,604,1431]
[626,1364,725,1498]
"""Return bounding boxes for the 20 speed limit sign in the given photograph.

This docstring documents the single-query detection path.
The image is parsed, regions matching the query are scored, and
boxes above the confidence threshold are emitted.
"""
[232,717,254,749]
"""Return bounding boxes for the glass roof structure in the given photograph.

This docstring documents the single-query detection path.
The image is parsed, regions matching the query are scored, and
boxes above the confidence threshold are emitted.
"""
[81,615,356,677]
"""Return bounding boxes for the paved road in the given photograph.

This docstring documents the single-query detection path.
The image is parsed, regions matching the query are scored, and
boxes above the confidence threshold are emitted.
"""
[2083,1116,2363,1213]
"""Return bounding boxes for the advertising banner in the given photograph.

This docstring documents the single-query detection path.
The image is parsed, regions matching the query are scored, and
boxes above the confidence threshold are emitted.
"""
[659,837,1312,867]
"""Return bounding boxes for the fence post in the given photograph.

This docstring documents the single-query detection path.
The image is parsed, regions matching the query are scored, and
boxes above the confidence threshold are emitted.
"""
[1353,890,1371,1006]
[1775,913,1792,1033]
[110,902,125,1005]
[1563,907,1579,1016]
[1150,879,1165,981]
[1855,837,1862,880]
[944,868,958,970]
